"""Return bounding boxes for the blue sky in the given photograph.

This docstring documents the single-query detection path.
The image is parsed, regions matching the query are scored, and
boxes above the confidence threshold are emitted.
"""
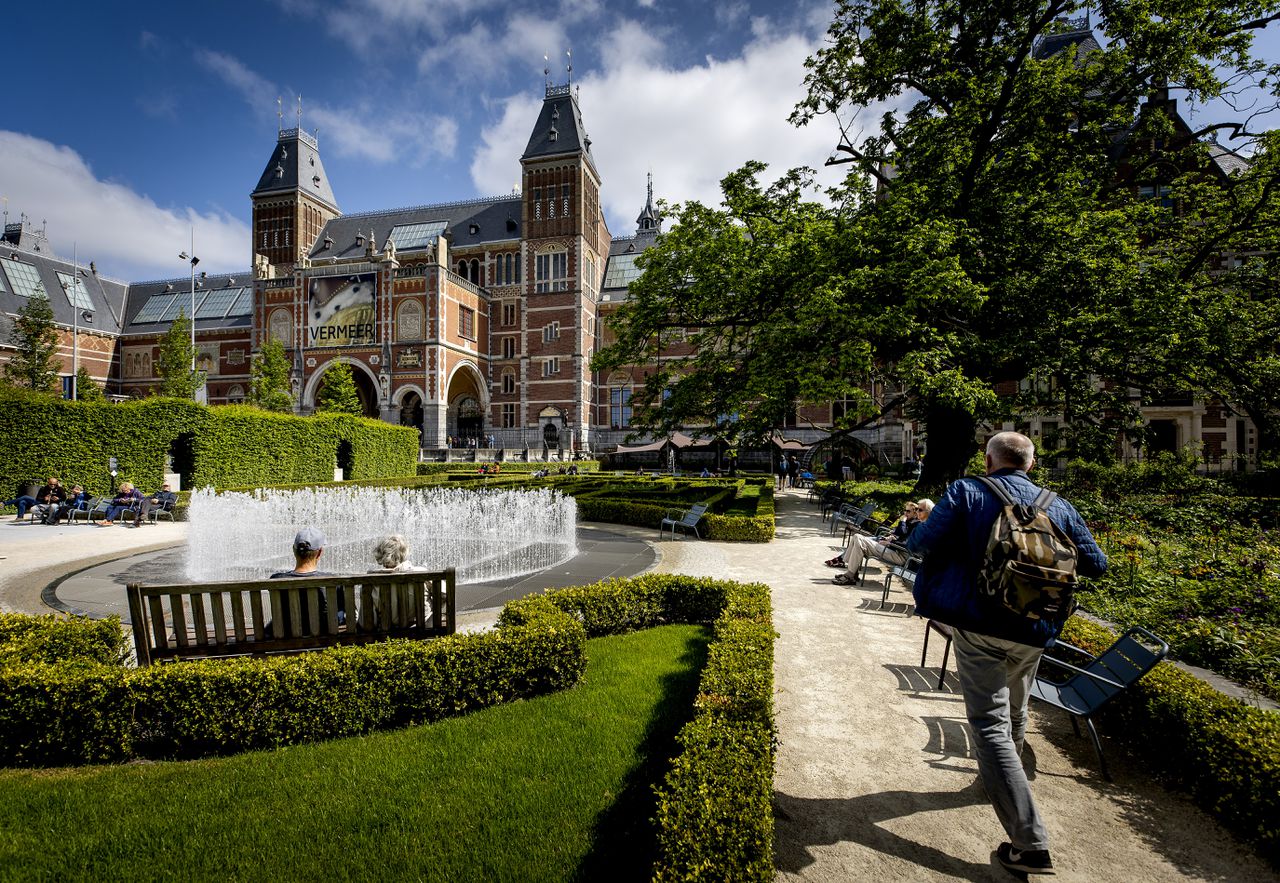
[1,0,1276,282]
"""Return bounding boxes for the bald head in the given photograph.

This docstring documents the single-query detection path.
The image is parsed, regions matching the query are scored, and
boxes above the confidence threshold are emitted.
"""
[986,431,1036,472]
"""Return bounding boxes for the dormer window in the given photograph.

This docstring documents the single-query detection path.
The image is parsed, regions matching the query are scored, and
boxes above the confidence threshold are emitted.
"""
[322,235,333,250]
[356,232,365,246]
[469,223,479,236]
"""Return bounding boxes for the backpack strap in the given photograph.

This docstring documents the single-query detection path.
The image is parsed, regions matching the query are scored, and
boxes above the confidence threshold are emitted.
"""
[973,475,1015,507]
[976,475,1057,512]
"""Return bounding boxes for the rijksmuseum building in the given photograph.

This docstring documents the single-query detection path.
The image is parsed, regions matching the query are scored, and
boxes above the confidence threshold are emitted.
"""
[0,69,1263,466]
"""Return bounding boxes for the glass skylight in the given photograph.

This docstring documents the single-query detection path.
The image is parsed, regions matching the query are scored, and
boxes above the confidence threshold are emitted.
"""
[160,293,198,322]
[0,258,48,299]
[195,287,241,319]
[134,294,177,323]
[225,287,253,317]
[57,272,95,310]
[389,221,447,251]
[603,253,643,289]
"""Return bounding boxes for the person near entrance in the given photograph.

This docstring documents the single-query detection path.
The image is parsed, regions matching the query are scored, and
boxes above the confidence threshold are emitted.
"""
[906,431,1107,876]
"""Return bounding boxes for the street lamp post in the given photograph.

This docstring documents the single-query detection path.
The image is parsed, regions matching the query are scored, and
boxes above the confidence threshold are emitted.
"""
[71,243,78,400]
[179,231,200,400]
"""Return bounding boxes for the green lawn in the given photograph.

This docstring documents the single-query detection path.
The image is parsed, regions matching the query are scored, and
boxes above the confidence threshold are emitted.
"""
[0,625,710,882]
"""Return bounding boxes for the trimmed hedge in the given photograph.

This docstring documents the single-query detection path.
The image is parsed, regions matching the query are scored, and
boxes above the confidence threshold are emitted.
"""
[0,613,130,668]
[0,387,417,496]
[0,607,585,766]
[1060,618,1280,864]
[500,574,777,880]
[415,461,602,475]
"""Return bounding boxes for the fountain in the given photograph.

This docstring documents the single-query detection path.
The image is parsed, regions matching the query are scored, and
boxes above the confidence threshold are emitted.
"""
[185,486,577,583]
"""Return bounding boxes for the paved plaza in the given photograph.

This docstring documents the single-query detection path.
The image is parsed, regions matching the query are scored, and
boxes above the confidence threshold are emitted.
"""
[0,493,1275,880]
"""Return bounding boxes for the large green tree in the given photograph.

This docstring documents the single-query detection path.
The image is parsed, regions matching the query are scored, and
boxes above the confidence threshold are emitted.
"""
[3,293,61,393]
[595,0,1280,487]
[250,338,295,413]
[314,361,363,416]
[75,366,104,402]
[156,311,205,399]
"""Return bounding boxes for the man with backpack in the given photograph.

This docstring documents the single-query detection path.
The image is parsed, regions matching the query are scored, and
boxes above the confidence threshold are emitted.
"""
[907,431,1107,876]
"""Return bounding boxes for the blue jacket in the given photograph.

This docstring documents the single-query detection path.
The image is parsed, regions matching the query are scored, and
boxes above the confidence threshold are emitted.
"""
[906,468,1107,647]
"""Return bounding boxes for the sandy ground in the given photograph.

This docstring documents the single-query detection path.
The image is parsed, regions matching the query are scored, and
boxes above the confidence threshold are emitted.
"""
[2,495,1276,880]
[654,489,1278,883]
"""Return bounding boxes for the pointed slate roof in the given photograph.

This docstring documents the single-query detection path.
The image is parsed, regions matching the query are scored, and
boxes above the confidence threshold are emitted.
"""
[522,84,597,171]
[308,196,522,263]
[251,128,340,213]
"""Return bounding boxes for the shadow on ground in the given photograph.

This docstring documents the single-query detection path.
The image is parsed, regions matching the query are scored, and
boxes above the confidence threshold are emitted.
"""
[774,783,996,881]
[572,628,712,882]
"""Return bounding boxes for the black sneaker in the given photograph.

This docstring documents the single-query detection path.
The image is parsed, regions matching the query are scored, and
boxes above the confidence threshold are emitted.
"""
[998,843,1054,875]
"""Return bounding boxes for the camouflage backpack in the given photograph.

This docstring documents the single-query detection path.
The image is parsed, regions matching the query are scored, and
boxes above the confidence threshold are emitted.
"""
[975,476,1079,623]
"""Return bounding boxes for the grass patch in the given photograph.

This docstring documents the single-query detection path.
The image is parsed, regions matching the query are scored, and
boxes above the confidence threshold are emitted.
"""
[0,626,709,882]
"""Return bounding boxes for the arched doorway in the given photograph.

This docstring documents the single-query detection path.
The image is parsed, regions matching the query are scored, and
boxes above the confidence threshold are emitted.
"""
[444,362,488,445]
[305,359,381,418]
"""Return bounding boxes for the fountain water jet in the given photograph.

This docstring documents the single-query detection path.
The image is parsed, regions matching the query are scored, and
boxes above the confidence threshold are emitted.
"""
[185,486,577,583]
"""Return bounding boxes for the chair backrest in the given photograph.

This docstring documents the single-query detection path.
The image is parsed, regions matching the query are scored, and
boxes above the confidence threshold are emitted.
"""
[1069,626,1169,709]
[684,503,709,523]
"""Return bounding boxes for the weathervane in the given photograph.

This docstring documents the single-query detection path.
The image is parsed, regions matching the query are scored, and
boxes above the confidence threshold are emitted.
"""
[277,96,283,133]
[544,54,550,89]
[566,49,573,85]
[296,94,303,130]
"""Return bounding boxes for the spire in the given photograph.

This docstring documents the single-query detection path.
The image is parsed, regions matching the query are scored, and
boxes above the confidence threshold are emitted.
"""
[523,70,596,169]
[635,172,661,234]
[252,124,340,213]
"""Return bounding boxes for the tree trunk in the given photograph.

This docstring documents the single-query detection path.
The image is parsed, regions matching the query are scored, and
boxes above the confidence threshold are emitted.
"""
[916,402,979,494]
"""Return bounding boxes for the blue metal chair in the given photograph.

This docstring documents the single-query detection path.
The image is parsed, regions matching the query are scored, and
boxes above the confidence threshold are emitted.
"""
[1030,626,1170,780]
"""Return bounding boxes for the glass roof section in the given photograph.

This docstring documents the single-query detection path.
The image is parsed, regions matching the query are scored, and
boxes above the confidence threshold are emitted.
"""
[225,287,253,317]
[160,293,198,322]
[0,258,49,299]
[389,221,447,251]
[57,272,94,310]
[134,294,177,323]
[195,286,242,319]
[602,253,643,290]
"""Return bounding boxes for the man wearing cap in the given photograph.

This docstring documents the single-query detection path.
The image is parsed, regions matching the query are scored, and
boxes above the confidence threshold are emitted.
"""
[267,527,343,635]
[132,482,178,527]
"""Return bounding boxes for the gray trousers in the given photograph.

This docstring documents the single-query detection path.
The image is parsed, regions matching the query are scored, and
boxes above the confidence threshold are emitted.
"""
[953,627,1049,851]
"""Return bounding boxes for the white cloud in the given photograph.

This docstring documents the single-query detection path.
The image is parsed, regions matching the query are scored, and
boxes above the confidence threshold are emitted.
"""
[0,131,249,279]
[196,50,456,167]
[471,19,869,235]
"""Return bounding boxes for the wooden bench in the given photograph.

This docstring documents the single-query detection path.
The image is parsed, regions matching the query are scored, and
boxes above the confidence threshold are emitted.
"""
[126,570,457,666]
[659,502,709,540]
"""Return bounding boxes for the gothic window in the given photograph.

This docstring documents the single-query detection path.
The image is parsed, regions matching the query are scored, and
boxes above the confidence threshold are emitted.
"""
[470,259,480,282]
[542,321,560,343]
[456,259,468,279]
[502,371,516,394]
[611,386,632,428]
[543,357,559,377]
[502,336,516,359]
[502,302,517,326]
[502,403,516,428]
[535,251,568,293]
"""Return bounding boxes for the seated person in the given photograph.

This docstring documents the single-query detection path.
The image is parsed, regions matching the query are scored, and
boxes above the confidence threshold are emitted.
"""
[46,485,89,524]
[23,477,68,522]
[266,527,342,636]
[133,482,177,527]
[365,534,430,627]
[700,467,712,478]
[99,482,143,525]
[832,499,933,585]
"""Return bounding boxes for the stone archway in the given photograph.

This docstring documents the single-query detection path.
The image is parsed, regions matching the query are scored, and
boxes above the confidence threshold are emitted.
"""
[304,358,381,418]
[444,362,488,444]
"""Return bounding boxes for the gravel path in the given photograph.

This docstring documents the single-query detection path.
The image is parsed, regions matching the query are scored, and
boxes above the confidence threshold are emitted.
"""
[655,489,1277,882]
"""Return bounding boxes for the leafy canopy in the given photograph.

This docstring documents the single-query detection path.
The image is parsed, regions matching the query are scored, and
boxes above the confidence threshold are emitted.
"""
[314,361,363,416]
[595,0,1280,483]
[250,337,294,413]
[156,311,206,400]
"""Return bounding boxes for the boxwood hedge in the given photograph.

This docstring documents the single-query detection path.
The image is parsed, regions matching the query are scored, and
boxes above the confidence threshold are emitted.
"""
[1060,617,1280,864]
[0,387,417,496]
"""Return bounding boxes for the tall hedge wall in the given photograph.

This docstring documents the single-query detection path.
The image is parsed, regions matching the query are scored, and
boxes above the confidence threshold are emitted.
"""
[0,387,417,494]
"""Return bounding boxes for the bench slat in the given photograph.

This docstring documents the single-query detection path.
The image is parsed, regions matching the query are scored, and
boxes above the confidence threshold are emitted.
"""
[325,586,339,635]
[190,593,209,647]
[171,596,189,648]
[288,591,303,639]
[147,595,169,652]
[251,591,265,641]
[230,592,246,644]
[359,585,374,631]
[210,593,227,645]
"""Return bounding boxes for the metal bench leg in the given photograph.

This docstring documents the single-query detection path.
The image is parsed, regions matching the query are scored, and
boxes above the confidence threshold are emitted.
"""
[921,626,932,667]
[938,636,951,690]
[1084,716,1111,781]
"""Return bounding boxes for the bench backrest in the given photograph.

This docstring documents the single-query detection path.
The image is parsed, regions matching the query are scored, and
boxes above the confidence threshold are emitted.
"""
[126,569,456,665]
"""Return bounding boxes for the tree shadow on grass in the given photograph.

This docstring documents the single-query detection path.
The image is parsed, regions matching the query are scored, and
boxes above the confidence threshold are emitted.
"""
[572,628,712,882]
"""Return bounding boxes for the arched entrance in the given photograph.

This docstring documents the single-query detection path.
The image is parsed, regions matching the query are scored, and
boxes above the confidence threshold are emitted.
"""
[444,362,488,445]
[304,359,381,418]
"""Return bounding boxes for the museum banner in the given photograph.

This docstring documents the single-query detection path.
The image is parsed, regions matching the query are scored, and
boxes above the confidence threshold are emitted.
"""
[308,273,376,347]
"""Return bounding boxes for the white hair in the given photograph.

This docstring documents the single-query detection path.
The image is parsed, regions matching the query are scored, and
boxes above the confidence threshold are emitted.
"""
[986,431,1035,470]
[373,534,410,569]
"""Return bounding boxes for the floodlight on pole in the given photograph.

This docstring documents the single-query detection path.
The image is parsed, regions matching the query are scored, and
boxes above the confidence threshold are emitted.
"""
[179,236,199,376]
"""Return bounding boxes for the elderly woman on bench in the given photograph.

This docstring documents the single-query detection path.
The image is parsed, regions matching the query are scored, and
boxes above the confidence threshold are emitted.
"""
[831,499,933,586]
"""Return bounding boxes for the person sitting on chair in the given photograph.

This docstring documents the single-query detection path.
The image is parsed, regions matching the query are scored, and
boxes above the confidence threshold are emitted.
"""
[46,484,89,524]
[830,500,933,584]
[365,534,429,628]
[24,477,68,523]
[132,482,177,527]
[99,482,143,525]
